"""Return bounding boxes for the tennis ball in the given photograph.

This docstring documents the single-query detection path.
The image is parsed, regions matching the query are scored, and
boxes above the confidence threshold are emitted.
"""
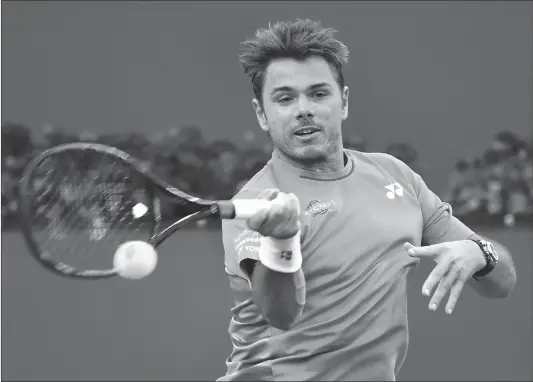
[113,241,158,279]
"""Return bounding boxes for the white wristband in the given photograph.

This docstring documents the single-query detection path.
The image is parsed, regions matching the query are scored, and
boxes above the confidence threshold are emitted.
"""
[258,231,302,273]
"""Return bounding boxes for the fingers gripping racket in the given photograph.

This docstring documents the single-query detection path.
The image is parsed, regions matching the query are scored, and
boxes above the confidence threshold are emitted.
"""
[18,142,268,279]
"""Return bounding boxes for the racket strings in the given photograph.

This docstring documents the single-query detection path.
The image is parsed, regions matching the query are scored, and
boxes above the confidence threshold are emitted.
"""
[28,151,156,271]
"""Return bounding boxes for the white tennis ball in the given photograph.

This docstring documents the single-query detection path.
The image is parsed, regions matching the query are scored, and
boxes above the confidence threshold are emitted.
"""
[113,241,158,279]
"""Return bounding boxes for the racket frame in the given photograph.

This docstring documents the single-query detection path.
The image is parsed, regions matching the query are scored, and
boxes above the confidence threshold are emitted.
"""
[18,142,223,279]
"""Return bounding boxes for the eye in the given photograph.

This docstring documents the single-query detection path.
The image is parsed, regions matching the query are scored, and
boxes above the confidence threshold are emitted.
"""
[312,90,329,99]
[278,95,293,103]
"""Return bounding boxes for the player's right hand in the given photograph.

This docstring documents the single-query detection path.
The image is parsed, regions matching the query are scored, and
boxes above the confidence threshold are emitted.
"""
[246,189,301,240]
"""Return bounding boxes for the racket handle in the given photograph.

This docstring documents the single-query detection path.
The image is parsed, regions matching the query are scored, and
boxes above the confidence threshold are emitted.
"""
[217,199,271,220]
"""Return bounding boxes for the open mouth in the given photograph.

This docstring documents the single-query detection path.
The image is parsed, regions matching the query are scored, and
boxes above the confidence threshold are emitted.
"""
[294,127,320,137]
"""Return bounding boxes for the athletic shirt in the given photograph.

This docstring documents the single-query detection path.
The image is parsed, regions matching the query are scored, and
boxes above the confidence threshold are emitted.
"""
[218,149,475,381]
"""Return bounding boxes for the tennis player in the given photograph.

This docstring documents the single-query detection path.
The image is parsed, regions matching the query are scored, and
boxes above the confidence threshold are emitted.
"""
[219,19,517,381]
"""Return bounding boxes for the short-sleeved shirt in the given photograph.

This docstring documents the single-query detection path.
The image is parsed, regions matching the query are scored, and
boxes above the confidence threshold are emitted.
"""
[218,149,476,381]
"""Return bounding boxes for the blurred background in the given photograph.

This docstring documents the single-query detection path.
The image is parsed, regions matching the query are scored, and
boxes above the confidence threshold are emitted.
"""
[1,1,532,381]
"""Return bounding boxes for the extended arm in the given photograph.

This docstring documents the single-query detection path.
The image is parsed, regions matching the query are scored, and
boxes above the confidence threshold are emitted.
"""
[394,156,517,313]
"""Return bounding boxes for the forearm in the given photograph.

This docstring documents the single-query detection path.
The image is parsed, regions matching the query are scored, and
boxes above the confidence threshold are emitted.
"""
[251,263,306,330]
[467,238,517,298]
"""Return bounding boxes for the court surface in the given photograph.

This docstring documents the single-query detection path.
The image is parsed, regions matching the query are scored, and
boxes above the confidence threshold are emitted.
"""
[2,227,531,381]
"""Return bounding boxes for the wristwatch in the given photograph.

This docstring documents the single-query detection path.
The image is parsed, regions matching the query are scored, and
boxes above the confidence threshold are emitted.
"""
[470,239,499,280]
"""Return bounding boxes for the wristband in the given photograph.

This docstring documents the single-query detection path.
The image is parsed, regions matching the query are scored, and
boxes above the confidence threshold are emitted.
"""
[258,231,302,273]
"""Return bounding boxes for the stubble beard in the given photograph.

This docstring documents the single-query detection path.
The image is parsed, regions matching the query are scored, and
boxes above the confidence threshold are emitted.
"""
[269,129,343,169]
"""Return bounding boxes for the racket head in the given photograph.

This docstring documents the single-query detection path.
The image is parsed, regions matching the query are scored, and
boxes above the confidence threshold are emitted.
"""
[17,142,213,279]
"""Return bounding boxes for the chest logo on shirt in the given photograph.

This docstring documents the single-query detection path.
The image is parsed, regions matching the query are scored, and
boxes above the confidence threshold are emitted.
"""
[304,200,336,217]
[385,182,404,199]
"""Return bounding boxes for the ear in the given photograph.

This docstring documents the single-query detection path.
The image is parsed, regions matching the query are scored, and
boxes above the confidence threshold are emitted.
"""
[341,86,349,120]
[252,99,269,132]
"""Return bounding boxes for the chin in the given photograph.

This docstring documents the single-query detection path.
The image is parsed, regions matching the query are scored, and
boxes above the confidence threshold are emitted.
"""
[291,146,329,162]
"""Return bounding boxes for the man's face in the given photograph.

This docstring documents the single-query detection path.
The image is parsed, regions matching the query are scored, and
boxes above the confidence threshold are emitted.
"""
[253,56,349,164]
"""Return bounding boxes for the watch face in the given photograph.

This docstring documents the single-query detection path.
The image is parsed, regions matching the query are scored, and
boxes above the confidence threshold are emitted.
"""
[485,241,498,261]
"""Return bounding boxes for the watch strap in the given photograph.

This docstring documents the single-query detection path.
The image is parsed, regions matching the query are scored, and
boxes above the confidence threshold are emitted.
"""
[470,239,497,279]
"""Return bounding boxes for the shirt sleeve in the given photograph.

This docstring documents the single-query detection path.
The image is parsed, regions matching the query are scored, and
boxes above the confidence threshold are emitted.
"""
[385,155,477,245]
[411,170,477,245]
[221,189,264,284]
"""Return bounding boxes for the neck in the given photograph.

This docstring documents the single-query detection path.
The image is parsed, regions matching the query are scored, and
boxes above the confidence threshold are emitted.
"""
[274,147,346,173]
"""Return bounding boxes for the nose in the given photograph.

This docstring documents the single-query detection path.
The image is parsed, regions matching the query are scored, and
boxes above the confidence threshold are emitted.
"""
[296,97,315,120]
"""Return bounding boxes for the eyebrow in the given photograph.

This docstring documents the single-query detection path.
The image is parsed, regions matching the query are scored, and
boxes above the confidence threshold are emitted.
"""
[270,82,332,96]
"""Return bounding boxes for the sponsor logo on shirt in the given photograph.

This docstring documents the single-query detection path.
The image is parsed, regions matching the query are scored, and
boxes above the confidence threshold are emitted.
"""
[305,200,336,217]
[234,229,261,255]
[385,182,404,199]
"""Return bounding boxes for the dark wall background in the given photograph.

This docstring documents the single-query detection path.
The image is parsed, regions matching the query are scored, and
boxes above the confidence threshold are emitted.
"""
[2,1,532,193]
[2,1,532,381]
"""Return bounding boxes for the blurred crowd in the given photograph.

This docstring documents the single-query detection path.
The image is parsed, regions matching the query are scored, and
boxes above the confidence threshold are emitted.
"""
[443,132,533,227]
[1,122,368,229]
[1,122,532,229]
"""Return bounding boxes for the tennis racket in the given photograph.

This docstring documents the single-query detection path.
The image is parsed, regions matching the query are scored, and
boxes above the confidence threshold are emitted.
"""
[18,142,269,279]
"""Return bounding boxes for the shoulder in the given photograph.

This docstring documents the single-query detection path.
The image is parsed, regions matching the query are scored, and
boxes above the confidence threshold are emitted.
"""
[346,149,420,185]
[346,149,411,173]
[233,160,276,200]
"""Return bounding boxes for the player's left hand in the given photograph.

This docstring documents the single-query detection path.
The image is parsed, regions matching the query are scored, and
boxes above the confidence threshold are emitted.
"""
[404,240,486,314]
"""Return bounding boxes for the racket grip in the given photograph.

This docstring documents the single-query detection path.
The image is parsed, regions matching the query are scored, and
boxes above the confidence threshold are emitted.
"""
[217,199,271,220]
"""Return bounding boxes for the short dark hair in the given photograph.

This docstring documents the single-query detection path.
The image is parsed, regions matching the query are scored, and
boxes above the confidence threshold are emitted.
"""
[239,19,349,104]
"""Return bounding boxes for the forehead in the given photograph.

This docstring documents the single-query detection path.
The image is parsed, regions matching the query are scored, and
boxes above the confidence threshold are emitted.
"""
[263,56,338,92]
